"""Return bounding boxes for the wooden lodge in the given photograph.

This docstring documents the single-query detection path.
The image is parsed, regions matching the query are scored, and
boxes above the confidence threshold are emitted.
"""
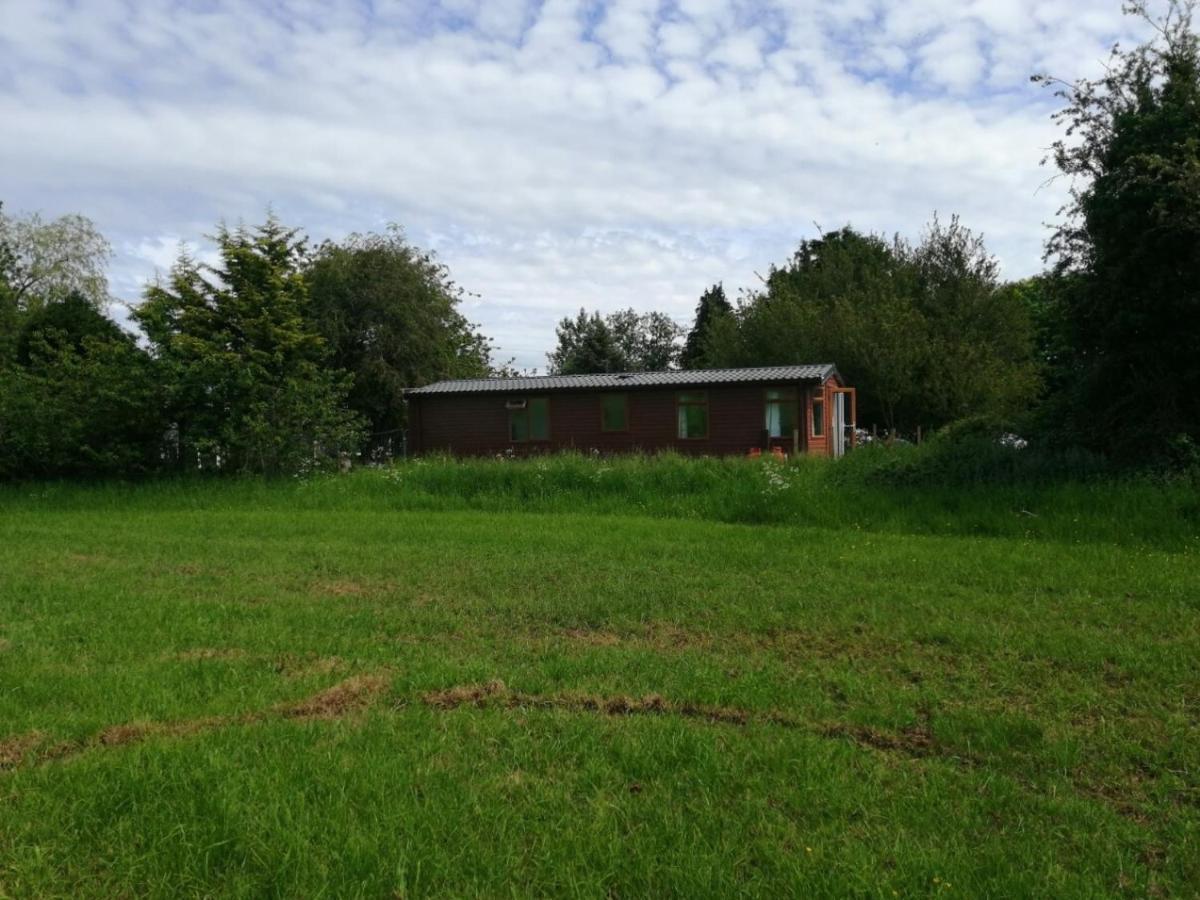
[404,365,856,458]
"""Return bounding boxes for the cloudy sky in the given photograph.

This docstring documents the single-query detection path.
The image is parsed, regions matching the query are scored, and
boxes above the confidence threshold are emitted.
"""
[1,0,1146,369]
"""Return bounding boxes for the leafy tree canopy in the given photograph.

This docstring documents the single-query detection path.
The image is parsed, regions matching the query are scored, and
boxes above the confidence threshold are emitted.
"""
[0,292,165,479]
[134,216,362,475]
[306,226,493,437]
[547,307,681,375]
[705,219,1039,432]
[1036,0,1200,459]
[0,205,111,314]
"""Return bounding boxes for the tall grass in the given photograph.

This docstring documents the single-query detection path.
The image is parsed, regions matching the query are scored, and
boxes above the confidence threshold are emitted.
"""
[5,448,1197,550]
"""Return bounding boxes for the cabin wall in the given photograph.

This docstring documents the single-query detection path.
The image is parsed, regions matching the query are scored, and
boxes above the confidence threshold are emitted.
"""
[409,382,840,457]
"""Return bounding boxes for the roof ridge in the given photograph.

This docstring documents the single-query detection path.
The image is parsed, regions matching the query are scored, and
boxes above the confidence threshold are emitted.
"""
[406,364,837,396]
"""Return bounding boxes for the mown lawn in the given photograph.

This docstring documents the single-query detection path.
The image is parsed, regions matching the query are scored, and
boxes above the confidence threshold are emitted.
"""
[0,461,1198,897]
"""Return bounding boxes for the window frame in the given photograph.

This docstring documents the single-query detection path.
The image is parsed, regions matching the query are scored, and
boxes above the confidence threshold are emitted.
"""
[599,392,630,433]
[764,387,799,440]
[676,391,709,440]
[810,392,825,438]
[508,396,551,443]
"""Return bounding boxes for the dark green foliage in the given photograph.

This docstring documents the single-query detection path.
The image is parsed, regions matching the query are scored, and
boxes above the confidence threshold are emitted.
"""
[305,227,492,437]
[0,293,165,478]
[680,283,732,369]
[1038,0,1200,460]
[607,308,680,371]
[547,307,680,374]
[134,217,363,475]
[0,204,18,363]
[0,280,15,365]
[706,220,1039,431]
[909,218,1040,426]
[14,291,122,366]
[833,417,1112,488]
[546,309,625,374]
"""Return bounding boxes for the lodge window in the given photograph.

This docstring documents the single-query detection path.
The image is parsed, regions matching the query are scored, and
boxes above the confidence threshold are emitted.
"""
[601,393,628,432]
[676,391,708,439]
[509,397,549,442]
[811,395,825,438]
[765,388,798,439]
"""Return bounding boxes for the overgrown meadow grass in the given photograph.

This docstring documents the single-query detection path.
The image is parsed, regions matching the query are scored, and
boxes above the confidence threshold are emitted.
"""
[0,451,1198,896]
[14,447,1198,549]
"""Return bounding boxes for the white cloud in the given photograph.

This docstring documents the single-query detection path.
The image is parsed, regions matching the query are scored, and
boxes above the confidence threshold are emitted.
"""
[917,27,986,92]
[0,0,1153,368]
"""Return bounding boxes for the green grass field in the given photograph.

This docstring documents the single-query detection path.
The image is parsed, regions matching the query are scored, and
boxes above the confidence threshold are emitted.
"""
[1,456,1198,897]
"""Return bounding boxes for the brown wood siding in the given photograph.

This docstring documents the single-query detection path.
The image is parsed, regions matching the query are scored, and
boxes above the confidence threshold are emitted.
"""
[409,381,842,457]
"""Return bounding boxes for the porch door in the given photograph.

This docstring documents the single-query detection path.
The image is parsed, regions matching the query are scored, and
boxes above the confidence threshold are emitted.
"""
[829,388,856,458]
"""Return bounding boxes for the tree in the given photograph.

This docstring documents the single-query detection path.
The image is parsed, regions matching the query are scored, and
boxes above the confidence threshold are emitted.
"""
[705,222,1038,432]
[908,216,1039,425]
[0,207,16,363]
[547,307,681,374]
[607,308,681,371]
[681,283,733,369]
[0,292,165,478]
[547,309,626,374]
[134,216,362,475]
[1036,0,1200,460]
[305,227,493,438]
[0,206,111,313]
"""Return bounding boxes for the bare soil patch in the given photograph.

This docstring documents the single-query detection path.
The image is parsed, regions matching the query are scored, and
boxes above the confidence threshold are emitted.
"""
[821,717,935,758]
[281,674,391,719]
[175,647,248,662]
[0,674,392,771]
[422,680,775,728]
[0,731,45,769]
[311,580,380,598]
[561,628,623,647]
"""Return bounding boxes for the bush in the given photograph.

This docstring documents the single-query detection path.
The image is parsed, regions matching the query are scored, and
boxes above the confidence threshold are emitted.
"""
[833,416,1112,487]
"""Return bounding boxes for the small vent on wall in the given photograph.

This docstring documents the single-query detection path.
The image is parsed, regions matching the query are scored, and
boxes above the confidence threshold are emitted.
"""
[505,399,527,410]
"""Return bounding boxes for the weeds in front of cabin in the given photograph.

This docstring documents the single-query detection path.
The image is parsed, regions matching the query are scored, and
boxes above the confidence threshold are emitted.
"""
[4,448,1198,549]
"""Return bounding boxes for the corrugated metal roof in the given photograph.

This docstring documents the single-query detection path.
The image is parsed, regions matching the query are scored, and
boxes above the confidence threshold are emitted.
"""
[405,364,837,396]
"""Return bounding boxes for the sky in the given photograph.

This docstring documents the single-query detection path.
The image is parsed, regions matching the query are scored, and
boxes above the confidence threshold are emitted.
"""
[0,0,1148,370]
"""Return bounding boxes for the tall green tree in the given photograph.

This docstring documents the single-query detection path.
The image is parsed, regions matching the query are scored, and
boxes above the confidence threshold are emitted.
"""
[0,205,17,363]
[607,308,681,371]
[134,217,362,475]
[1037,0,1200,460]
[909,216,1039,425]
[547,309,626,374]
[680,283,732,369]
[706,221,1038,432]
[306,227,493,437]
[547,307,680,374]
